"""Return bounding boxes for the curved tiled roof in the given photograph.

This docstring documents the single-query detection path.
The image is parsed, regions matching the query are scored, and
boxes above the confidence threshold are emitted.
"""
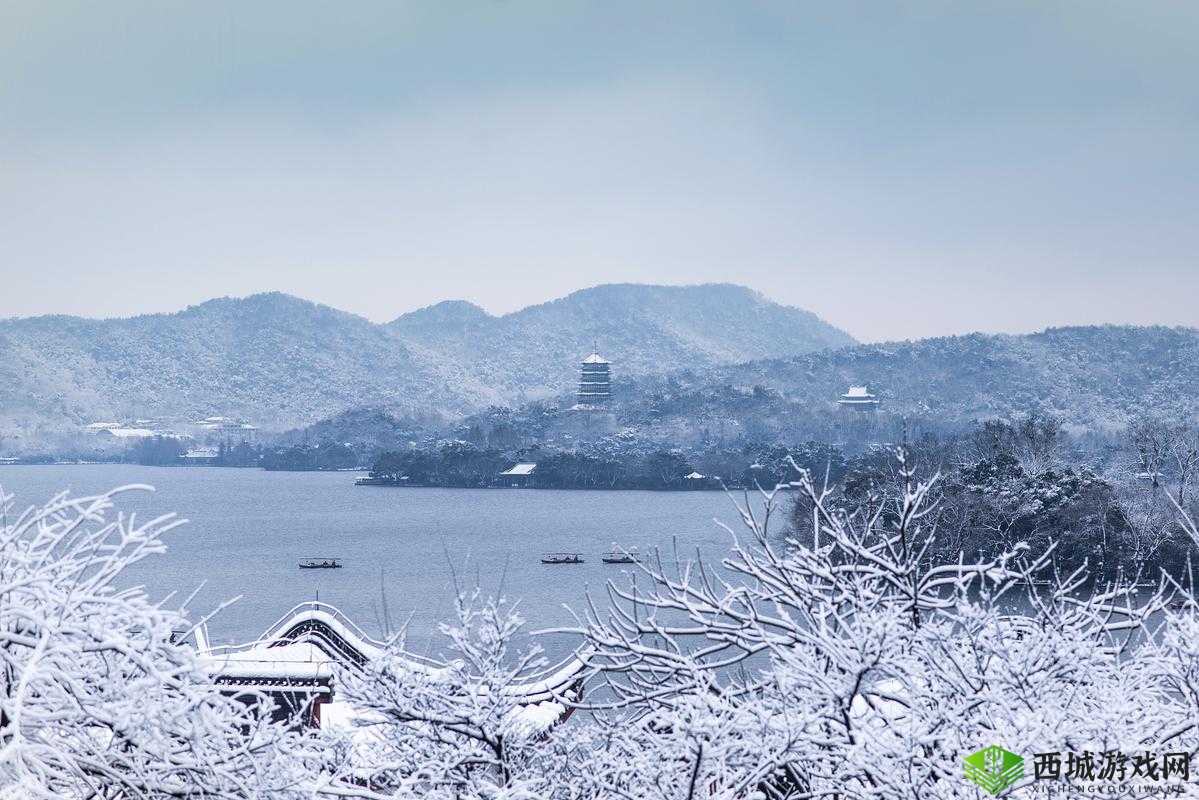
[199,601,588,710]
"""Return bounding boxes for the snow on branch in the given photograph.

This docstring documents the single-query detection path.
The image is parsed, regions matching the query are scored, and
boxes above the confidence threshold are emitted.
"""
[0,486,311,799]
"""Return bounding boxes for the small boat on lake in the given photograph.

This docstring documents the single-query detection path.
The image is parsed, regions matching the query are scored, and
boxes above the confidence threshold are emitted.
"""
[601,550,641,564]
[541,552,584,565]
[299,557,343,569]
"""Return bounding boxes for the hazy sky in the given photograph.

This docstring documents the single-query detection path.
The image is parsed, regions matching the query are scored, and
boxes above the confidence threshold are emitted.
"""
[1,2,1196,342]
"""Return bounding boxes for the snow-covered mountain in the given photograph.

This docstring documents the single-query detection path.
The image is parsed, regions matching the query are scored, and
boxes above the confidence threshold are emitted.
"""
[0,284,853,446]
[615,324,1199,435]
[389,283,855,403]
[0,293,468,438]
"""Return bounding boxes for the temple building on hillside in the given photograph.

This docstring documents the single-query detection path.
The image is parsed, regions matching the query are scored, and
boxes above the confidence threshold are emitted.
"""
[837,385,881,442]
[838,385,880,413]
[193,415,259,444]
[576,352,612,407]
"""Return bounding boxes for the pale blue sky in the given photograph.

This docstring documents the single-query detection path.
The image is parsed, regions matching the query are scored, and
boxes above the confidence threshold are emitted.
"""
[1,1,1196,341]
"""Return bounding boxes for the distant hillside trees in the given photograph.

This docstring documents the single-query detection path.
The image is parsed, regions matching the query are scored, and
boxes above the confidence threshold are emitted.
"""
[215,439,261,467]
[1128,413,1199,506]
[790,413,1198,579]
[128,435,187,466]
[0,284,855,447]
[370,443,509,487]
[530,451,626,489]
[606,325,1199,444]
[261,440,358,471]
[366,440,847,491]
[277,406,433,454]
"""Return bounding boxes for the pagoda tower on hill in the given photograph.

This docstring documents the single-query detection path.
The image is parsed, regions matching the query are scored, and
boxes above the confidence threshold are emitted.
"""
[577,351,612,407]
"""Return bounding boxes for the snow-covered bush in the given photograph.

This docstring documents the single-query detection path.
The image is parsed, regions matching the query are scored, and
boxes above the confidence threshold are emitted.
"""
[6,476,1199,800]
[0,487,308,799]
[557,451,1199,799]
[333,589,558,798]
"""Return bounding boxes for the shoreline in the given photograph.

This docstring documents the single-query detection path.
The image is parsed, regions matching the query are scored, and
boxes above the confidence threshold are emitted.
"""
[0,463,748,492]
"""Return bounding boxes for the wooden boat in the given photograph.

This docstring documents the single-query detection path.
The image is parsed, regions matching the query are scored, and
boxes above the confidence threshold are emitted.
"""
[541,552,584,565]
[299,557,343,569]
[601,551,641,564]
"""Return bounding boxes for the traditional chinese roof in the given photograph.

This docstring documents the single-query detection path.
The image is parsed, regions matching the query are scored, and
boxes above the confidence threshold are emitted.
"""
[500,463,538,476]
[582,353,610,365]
[202,641,336,683]
[195,602,587,723]
[839,385,880,405]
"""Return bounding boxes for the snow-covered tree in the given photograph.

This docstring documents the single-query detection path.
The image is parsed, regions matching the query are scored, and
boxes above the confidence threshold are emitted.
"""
[557,450,1199,799]
[333,589,562,798]
[1128,414,1199,506]
[8,476,1199,800]
[0,486,310,799]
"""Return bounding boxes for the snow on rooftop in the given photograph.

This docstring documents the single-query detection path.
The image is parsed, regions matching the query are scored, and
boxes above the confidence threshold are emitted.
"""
[198,601,588,715]
[685,471,705,479]
[262,605,387,662]
[200,641,336,680]
[839,385,880,405]
[509,699,570,736]
[194,416,256,428]
[500,463,537,476]
[205,640,325,665]
[582,353,610,364]
[104,427,158,438]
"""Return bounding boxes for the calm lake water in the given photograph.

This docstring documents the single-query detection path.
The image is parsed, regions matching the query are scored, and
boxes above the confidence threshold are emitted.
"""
[0,465,752,661]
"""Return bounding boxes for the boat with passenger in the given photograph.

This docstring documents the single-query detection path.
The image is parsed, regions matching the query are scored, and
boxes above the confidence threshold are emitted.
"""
[541,552,584,564]
[299,557,343,569]
[601,549,641,564]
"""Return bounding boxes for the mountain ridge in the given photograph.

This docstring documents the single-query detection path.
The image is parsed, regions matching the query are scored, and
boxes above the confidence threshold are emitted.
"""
[385,283,856,399]
[283,323,1199,453]
[0,283,854,449]
[612,322,1199,437]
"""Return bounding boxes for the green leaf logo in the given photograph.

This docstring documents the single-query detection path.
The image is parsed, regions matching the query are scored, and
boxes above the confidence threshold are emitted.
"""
[964,745,1024,796]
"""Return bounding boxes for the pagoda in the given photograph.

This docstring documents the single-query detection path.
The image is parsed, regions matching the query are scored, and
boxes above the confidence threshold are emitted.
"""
[577,351,612,407]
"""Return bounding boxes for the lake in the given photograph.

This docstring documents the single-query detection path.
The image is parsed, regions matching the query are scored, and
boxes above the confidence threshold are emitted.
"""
[0,465,758,662]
